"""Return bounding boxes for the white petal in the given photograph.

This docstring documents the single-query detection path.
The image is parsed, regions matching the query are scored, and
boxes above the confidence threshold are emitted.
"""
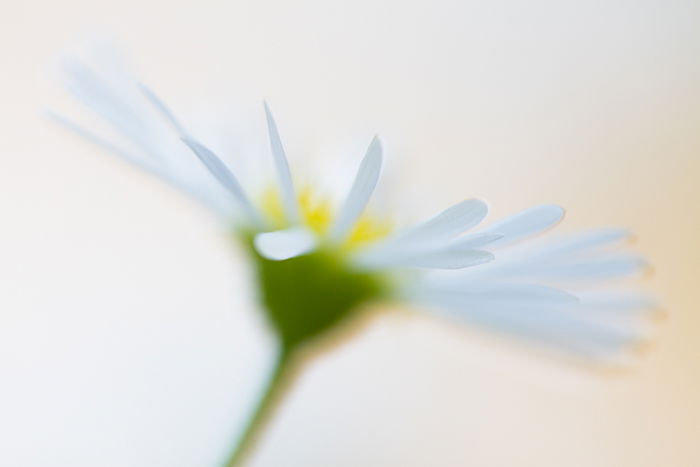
[138,82,186,135]
[479,205,564,247]
[135,84,263,227]
[534,253,648,280]
[362,247,494,270]
[404,199,488,243]
[424,282,579,305]
[181,137,264,227]
[460,252,648,283]
[47,110,156,171]
[48,110,235,217]
[253,227,317,261]
[575,291,658,312]
[60,58,161,158]
[56,53,237,219]
[264,103,299,223]
[355,201,490,268]
[413,290,647,357]
[529,228,631,258]
[355,233,494,265]
[448,232,504,250]
[407,249,494,270]
[382,199,489,250]
[356,232,501,269]
[329,136,383,242]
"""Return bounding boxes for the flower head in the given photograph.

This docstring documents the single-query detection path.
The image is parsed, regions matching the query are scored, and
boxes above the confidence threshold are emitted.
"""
[51,45,657,466]
[52,47,655,364]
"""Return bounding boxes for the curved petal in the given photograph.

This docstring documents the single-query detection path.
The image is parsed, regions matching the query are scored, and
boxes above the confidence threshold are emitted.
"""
[412,287,650,359]
[181,138,265,228]
[254,227,317,261]
[264,103,300,224]
[360,247,494,270]
[396,199,488,245]
[532,228,631,258]
[479,205,564,247]
[329,136,383,242]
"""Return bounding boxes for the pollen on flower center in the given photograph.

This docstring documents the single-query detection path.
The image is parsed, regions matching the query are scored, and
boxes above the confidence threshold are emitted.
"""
[259,185,392,247]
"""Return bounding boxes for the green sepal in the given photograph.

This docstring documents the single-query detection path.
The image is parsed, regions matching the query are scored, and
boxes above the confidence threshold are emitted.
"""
[245,236,385,351]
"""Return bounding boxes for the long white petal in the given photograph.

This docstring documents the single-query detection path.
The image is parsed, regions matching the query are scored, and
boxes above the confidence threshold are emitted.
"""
[362,247,494,270]
[136,85,264,227]
[527,228,631,259]
[48,111,234,216]
[48,110,156,170]
[181,138,264,228]
[355,232,501,268]
[457,251,648,283]
[414,291,648,357]
[264,102,299,223]
[138,82,187,135]
[575,291,658,312]
[479,205,564,247]
[423,282,579,305]
[329,136,383,242]
[254,227,316,261]
[56,53,242,219]
[61,59,161,159]
[378,199,489,252]
[533,253,648,280]
[448,232,504,250]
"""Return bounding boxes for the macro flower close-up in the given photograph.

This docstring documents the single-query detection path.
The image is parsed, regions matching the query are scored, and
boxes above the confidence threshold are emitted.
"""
[1,2,699,467]
[49,46,655,465]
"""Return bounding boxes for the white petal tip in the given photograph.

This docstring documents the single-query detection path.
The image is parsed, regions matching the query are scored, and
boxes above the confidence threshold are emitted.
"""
[329,136,384,242]
[254,228,317,261]
[542,204,566,221]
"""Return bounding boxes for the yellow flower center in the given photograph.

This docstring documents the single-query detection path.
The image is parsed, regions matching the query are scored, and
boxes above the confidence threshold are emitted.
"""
[259,185,392,248]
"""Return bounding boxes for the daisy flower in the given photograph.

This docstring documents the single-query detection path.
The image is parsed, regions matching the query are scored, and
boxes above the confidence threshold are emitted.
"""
[51,47,655,466]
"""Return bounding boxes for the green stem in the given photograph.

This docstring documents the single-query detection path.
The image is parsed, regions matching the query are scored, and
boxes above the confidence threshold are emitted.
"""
[225,348,294,467]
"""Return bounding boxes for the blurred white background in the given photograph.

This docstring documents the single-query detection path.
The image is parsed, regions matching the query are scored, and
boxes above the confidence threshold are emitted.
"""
[1,0,699,466]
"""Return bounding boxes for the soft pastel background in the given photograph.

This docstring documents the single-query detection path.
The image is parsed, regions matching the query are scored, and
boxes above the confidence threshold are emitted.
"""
[1,1,699,466]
